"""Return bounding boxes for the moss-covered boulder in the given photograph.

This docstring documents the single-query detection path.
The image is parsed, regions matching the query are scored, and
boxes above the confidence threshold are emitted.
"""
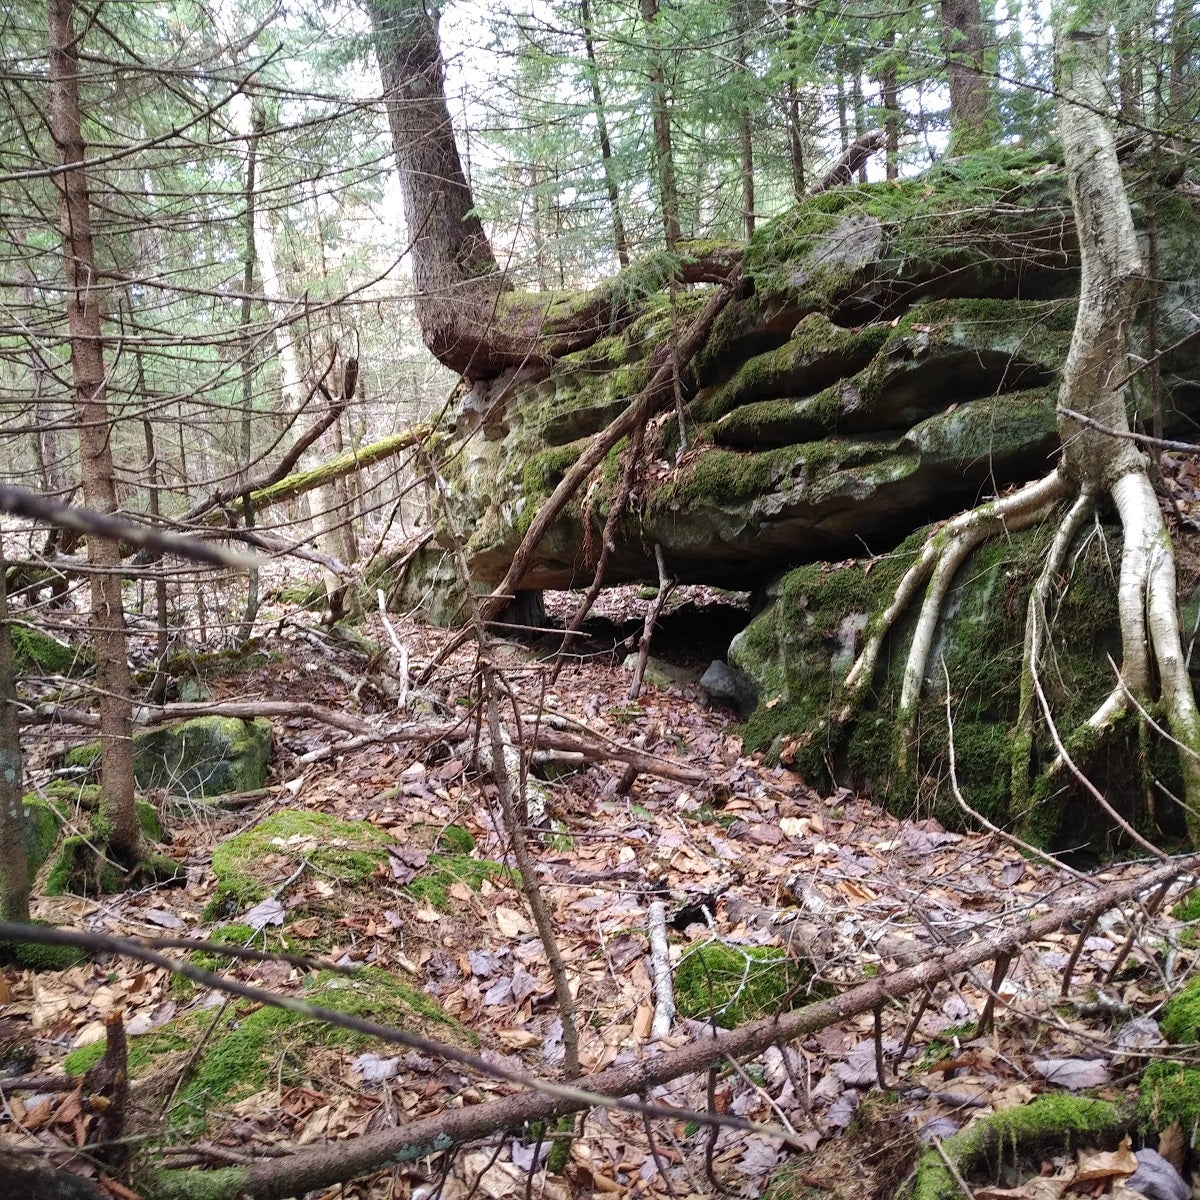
[727,520,1194,851]
[900,1095,1125,1200]
[11,624,91,676]
[67,717,272,799]
[20,794,65,872]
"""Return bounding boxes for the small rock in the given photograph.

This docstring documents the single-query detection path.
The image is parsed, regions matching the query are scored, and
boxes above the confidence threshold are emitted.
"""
[1127,1148,1190,1200]
[700,660,759,718]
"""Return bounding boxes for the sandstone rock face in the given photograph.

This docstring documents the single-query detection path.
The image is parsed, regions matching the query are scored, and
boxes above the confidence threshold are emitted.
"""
[423,151,1200,598]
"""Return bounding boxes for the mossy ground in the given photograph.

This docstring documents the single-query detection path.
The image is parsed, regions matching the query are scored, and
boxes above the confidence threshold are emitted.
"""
[901,1095,1122,1200]
[673,942,821,1028]
[205,809,395,920]
[65,967,474,1132]
[205,809,506,924]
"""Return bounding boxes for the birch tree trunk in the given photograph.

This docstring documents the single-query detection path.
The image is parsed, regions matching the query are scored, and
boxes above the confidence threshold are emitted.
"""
[1056,21,1200,831]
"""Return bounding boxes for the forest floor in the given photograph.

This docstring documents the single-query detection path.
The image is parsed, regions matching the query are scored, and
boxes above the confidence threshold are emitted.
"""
[4,577,1197,1200]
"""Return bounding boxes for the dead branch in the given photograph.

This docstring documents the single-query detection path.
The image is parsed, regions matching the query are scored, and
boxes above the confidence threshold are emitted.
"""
[243,426,434,516]
[26,692,710,788]
[1059,406,1200,455]
[809,129,888,195]
[182,371,347,522]
[0,487,257,570]
[529,728,707,784]
[627,544,674,701]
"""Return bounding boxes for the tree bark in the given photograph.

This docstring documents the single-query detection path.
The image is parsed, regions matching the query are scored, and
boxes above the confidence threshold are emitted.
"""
[0,550,31,925]
[640,0,681,249]
[880,31,900,180]
[580,0,630,268]
[734,0,756,238]
[941,0,991,154]
[1056,22,1200,832]
[367,0,507,376]
[48,0,142,864]
[783,0,805,199]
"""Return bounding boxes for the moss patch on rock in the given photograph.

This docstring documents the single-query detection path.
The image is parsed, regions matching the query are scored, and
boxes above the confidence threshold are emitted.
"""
[66,718,273,799]
[730,515,1170,852]
[901,1095,1123,1200]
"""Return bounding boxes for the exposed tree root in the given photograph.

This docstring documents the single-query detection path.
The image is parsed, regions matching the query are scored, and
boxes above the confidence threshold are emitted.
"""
[839,28,1200,852]
[840,469,1068,753]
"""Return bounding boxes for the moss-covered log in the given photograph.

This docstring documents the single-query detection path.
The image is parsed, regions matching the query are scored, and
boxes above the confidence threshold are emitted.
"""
[246,427,434,514]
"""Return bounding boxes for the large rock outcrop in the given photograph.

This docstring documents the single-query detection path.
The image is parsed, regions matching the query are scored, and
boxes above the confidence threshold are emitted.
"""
[419,151,1199,592]
[404,148,1200,849]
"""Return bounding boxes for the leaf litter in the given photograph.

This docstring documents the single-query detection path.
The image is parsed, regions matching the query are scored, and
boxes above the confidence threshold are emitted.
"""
[4,581,1199,1199]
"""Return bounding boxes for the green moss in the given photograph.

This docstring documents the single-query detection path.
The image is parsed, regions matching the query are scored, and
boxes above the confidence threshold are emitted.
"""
[136,798,164,842]
[20,795,64,870]
[274,581,325,608]
[205,809,394,919]
[435,825,476,854]
[673,942,819,1028]
[523,441,588,498]
[731,512,1149,848]
[45,836,119,896]
[1138,1062,1200,1131]
[903,1095,1122,1200]
[404,853,511,911]
[0,922,87,971]
[63,743,101,774]
[736,151,1070,343]
[187,923,261,971]
[1172,888,1200,922]
[1159,975,1200,1044]
[69,968,474,1131]
[736,550,915,780]
[64,1021,193,1076]
[648,438,886,517]
[136,1166,248,1200]
[11,624,90,676]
